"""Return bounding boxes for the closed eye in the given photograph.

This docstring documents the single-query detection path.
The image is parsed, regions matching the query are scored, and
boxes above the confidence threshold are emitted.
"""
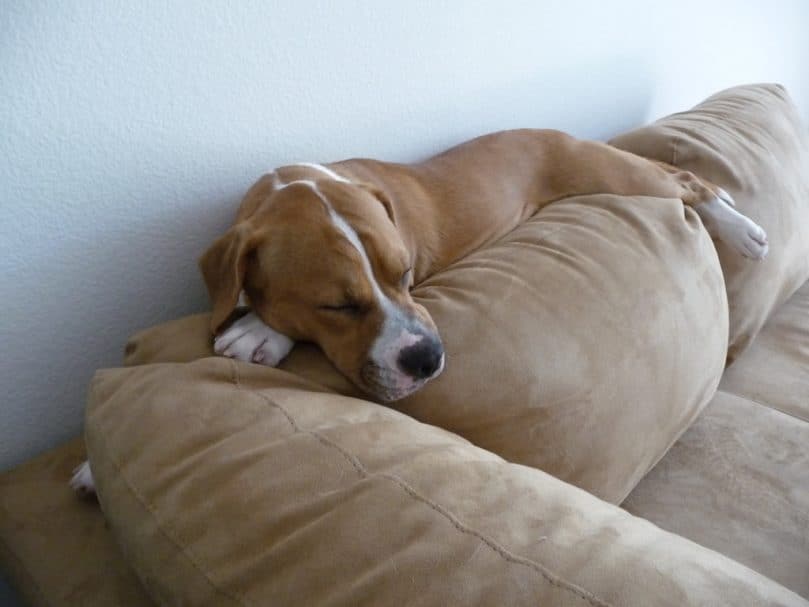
[319,302,365,316]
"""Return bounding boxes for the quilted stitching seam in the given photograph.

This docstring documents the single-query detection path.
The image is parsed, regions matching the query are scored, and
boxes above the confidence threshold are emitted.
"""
[90,419,247,607]
[230,361,612,607]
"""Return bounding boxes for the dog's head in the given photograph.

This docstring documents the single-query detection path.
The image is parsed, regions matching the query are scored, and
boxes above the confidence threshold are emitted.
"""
[200,174,444,401]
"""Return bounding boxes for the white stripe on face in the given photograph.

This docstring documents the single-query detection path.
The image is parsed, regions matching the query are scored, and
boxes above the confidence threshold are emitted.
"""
[269,170,432,388]
[325,204,408,333]
[292,162,351,183]
[274,178,320,193]
[326,209,389,304]
[271,177,390,311]
[327,204,428,389]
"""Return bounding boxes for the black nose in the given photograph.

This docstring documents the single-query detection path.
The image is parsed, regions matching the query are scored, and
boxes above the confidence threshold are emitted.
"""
[397,338,444,380]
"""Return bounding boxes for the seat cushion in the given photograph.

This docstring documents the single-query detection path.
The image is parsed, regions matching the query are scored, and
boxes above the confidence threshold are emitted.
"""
[125,192,728,504]
[719,280,809,422]
[83,357,807,606]
[0,438,153,607]
[611,83,809,363]
[622,390,809,599]
[624,276,809,599]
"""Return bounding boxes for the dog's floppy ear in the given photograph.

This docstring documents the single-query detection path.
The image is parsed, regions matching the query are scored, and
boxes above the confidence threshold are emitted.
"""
[358,183,396,225]
[199,222,258,334]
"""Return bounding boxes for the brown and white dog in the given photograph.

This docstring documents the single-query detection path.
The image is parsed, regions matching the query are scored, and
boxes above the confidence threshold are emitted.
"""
[71,128,767,495]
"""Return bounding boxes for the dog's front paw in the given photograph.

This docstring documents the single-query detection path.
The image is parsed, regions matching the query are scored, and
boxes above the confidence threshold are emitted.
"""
[70,460,96,498]
[214,311,294,367]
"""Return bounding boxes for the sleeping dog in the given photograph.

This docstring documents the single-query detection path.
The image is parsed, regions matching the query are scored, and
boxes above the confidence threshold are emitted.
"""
[71,128,767,495]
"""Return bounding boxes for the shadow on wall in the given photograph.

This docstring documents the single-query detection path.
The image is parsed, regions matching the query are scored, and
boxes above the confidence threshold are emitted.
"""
[0,169,242,471]
[50,50,657,370]
[366,52,656,161]
[0,52,654,471]
[86,51,656,356]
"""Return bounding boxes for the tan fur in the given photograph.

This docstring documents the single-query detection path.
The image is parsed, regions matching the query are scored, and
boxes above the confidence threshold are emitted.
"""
[200,128,722,393]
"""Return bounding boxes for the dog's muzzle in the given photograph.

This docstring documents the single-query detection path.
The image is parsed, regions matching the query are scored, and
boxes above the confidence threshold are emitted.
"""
[361,333,445,402]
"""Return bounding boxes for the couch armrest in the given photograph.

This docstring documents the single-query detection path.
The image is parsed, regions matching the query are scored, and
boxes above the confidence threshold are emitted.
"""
[85,358,806,606]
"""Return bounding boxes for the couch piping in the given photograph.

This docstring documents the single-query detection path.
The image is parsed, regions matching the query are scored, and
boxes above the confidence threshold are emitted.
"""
[230,361,612,607]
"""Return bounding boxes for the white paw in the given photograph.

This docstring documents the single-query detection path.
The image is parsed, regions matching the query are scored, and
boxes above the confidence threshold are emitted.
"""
[721,212,769,260]
[70,460,96,497]
[737,219,769,260]
[214,311,294,367]
[697,197,769,261]
[716,187,736,207]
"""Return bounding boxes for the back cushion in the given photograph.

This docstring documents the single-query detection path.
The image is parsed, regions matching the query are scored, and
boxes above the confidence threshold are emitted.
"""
[125,193,728,504]
[611,83,809,362]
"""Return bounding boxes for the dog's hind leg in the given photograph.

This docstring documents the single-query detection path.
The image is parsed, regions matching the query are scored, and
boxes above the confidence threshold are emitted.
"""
[547,137,769,260]
[691,192,769,259]
[649,161,768,259]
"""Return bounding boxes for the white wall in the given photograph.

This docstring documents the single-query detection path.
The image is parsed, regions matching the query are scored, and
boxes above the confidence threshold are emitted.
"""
[2,0,808,470]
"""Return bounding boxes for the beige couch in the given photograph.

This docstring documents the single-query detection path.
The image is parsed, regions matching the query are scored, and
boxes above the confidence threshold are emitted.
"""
[1,84,808,606]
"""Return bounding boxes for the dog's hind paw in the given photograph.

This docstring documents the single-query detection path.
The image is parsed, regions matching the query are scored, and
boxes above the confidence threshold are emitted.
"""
[70,460,96,498]
[738,221,769,260]
[697,196,769,261]
[716,187,736,207]
[720,208,769,260]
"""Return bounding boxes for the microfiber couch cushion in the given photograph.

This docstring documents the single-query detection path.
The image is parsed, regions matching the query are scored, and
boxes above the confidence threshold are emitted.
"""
[611,83,809,362]
[123,192,728,505]
[84,359,807,607]
[0,438,153,607]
